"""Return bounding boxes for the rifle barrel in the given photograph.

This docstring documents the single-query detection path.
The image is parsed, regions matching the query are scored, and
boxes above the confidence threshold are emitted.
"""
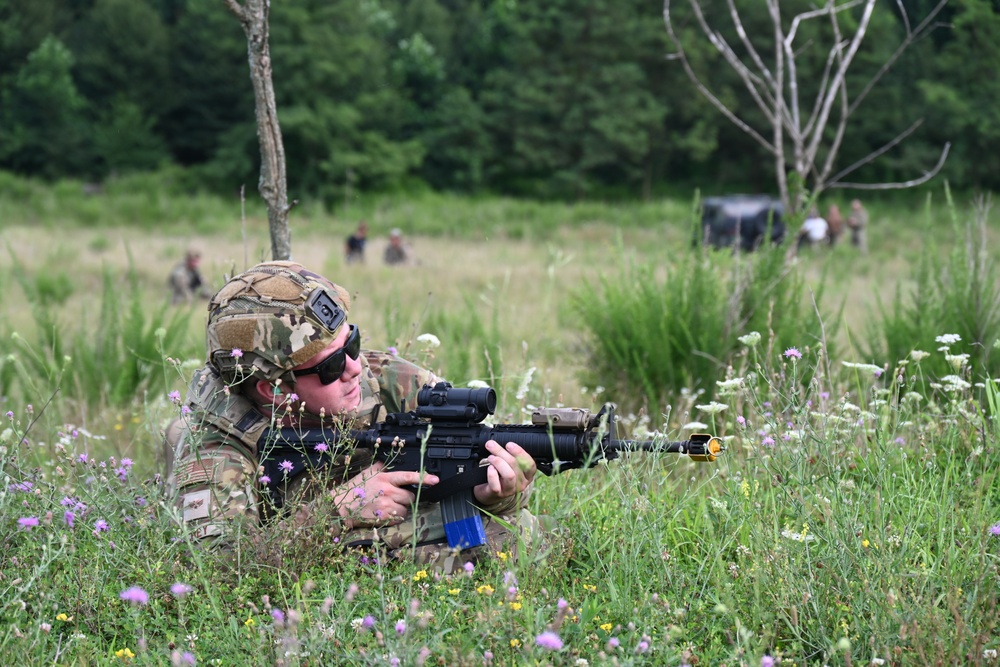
[616,434,725,462]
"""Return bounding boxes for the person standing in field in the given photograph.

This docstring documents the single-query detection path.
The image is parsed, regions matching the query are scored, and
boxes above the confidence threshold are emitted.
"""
[344,221,368,264]
[826,204,845,246]
[383,228,410,265]
[796,208,829,251]
[164,261,538,571]
[168,248,212,305]
[847,199,869,254]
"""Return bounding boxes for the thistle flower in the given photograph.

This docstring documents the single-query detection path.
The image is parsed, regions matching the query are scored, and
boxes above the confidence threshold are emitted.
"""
[278,460,294,475]
[784,347,802,360]
[119,587,149,605]
[230,348,244,358]
[535,631,563,650]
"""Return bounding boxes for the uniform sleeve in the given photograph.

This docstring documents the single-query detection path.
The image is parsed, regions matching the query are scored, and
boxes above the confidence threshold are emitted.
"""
[172,437,262,546]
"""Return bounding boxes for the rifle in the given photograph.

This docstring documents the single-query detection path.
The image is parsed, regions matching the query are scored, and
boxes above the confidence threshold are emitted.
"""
[261,382,724,550]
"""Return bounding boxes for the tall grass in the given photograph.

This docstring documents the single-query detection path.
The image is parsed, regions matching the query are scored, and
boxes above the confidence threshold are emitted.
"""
[864,193,1000,386]
[1,317,997,665]
[3,258,200,412]
[574,240,835,422]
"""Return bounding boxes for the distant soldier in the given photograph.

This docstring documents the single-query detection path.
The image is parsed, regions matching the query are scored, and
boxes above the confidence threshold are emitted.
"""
[796,208,829,251]
[168,248,211,305]
[383,228,409,265]
[826,204,845,246]
[344,221,368,264]
[847,199,869,254]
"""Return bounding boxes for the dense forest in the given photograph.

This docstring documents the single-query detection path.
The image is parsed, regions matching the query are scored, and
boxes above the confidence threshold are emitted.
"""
[1,0,997,203]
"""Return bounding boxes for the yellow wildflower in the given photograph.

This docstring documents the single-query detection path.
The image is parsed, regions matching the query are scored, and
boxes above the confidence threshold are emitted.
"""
[510,602,522,611]
[862,539,870,548]
[583,584,597,593]
[448,588,460,595]
[412,570,428,581]
[244,615,255,627]
[477,584,495,595]
[510,638,521,648]
[56,613,70,622]
[115,648,135,659]
[600,623,613,632]
[740,480,750,498]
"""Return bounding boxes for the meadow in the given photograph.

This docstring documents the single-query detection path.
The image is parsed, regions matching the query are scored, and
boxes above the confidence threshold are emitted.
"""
[1,176,999,666]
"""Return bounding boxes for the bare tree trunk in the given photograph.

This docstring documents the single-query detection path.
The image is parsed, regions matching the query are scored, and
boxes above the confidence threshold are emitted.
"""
[223,0,292,261]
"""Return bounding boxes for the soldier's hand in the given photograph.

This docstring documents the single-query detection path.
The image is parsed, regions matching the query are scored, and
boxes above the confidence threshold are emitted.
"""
[334,461,439,527]
[474,440,536,505]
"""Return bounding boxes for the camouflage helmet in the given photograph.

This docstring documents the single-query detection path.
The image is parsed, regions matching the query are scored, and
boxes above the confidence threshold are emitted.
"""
[205,261,351,383]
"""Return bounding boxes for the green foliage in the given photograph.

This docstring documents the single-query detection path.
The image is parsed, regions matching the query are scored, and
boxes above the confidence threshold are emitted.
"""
[4,259,199,411]
[863,194,1000,383]
[574,241,834,420]
[1,315,997,665]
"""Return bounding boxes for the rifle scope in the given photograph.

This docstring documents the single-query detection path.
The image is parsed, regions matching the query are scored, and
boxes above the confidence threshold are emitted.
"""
[415,382,496,422]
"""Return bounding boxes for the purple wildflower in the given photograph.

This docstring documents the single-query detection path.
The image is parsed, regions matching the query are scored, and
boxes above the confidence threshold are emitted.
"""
[121,458,133,469]
[353,487,366,499]
[395,619,406,635]
[278,460,294,475]
[314,442,329,453]
[607,637,620,649]
[94,519,109,533]
[136,497,147,507]
[181,406,191,416]
[4,411,12,419]
[483,651,494,663]
[390,659,400,667]
[635,640,650,654]
[464,562,474,575]
[990,522,1000,536]
[736,415,746,426]
[64,511,75,528]
[168,390,181,404]
[761,436,775,448]
[557,598,568,610]
[171,583,193,597]
[387,346,398,356]
[784,347,802,360]
[761,656,775,667]
[119,587,149,605]
[271,608,285,624]
[287,393,299,402]
[61,496,75,507]
[230,348,243,358]
[259,475,271,485]
[362,615,376,629]
[78,453,88,464]
[535,631,563,650]
[180,653,195,666]
[17,517,39,529]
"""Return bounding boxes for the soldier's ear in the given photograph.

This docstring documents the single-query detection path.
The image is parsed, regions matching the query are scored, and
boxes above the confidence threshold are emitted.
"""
[255,379,280,402]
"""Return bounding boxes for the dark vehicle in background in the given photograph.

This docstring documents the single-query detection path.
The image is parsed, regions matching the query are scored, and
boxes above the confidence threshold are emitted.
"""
[696,195,785,251]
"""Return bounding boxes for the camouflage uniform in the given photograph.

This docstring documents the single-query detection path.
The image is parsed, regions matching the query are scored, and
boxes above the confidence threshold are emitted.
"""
[166,261,533,571]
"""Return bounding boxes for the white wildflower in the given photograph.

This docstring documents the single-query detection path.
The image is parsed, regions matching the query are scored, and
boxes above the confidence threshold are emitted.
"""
[351,618,365,632]
[466,380,489,389]
[695,402,728,415]
[780,529,815,542]
[940,375,971,392]
[738,331,762,347]
[870,658,886,666]
[983,648,997,661]
[681,421,708,430]
[841,361,884,375]
[945,353,969,370]
[415,333,441,348]
[715,378,744,395]
[935,333,961,345]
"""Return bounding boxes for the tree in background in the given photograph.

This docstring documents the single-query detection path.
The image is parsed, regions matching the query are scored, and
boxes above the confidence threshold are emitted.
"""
[222,0,292,261]
[663,0,951,212]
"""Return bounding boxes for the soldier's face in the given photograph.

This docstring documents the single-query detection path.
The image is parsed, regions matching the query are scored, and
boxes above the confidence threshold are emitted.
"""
[290,323,363,416]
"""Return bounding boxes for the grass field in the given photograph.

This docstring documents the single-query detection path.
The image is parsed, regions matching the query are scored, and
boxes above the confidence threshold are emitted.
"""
[1,180,998,666]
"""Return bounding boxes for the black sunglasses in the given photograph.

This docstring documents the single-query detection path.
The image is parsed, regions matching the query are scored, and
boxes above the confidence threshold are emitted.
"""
[293,325,361,384]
